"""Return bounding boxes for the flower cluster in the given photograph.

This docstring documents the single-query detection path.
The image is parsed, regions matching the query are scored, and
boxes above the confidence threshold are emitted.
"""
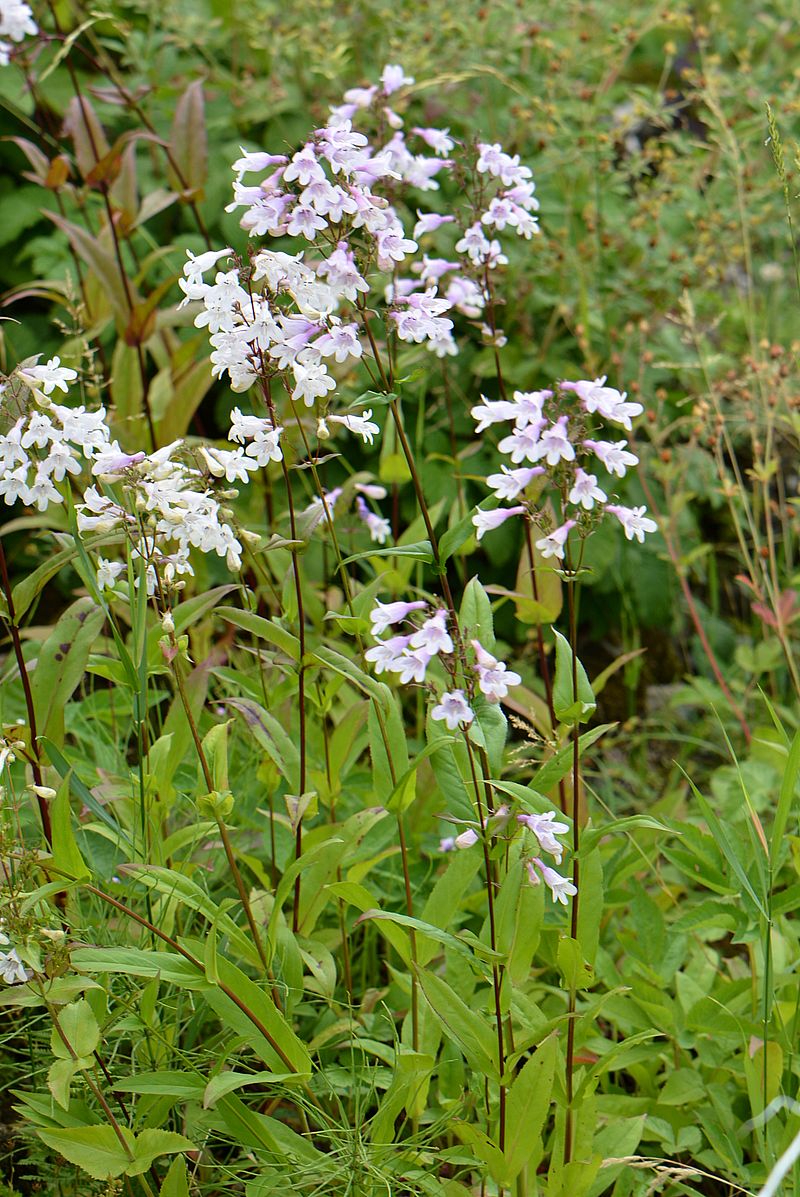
[365,599,522,729]
[0,0,37,67]
[183,62,541,425]
[0,358,108,510]
[471,376,657,558]
[1,359,252,593]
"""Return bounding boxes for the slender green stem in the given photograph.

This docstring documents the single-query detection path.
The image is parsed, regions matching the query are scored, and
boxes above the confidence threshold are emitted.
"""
[168,643,270,974]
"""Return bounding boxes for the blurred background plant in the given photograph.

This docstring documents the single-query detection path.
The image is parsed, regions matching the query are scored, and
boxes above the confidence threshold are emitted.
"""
[2,1,800,1195]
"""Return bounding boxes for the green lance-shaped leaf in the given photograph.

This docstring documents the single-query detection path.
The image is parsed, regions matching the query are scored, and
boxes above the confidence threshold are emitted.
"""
[500,1033,558,1185]
[459,575,495,649]
[552,629,597,725]
[159,1156,190,1197]
[201,719,233,793]
[415,965,499,1080]
[31,597,105,749]
[50,773,90,880]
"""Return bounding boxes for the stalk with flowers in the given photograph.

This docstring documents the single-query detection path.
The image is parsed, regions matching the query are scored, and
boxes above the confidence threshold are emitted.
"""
[0,25,678,1196]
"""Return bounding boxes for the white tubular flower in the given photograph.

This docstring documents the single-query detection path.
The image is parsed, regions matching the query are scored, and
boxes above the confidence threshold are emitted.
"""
[364,635,411,674]
[409,609,453,656]
[472,505,526,541]
[517,811,570,864]
[328,410,380,444]
[17,356,77,395]
[183,247,233,286]
[526,858,577,905]
[432,690,475,731]
[568,468,607,511]
[96,558,125,591]
[486,465,544,501]
[200,446,259,484]
[454,827,479,848]
[535,520,576,561]
[369,599,428,636]
[605,504,658,543]
[0,948,30,984]
[291,361,336,407]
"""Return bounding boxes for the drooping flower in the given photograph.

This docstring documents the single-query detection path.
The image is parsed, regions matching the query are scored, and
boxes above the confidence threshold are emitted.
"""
[517,811,571,864]
[535,520,576,561]
[526,857,577,905]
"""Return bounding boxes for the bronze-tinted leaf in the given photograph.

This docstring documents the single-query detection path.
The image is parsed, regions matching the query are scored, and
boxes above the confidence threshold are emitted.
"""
[167,81,207,198]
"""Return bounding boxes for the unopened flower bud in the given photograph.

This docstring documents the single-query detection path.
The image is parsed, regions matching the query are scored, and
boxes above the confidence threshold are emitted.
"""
[161,613,175,634]
[29,785,57,799]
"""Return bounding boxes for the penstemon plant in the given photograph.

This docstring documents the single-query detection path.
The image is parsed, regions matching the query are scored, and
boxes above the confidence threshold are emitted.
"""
[0,30,736,1197]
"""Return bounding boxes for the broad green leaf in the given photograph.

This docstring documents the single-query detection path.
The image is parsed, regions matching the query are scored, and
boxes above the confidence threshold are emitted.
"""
[48,1058,78,1110]
[127,1130,195,1176]
[51,999,99,1061]
[501,1034,558,1184]
[114,1073,204,1099]
[37,1126,134,1180]
[201,719,232,793]
[226,698,300,790]
[415,966,499,1079]
[552,630,596,725]
[218,607,300,660]
[459,576,495,648]
[31,597,105,748]
[679,768,767,917]
[512,536,563,624]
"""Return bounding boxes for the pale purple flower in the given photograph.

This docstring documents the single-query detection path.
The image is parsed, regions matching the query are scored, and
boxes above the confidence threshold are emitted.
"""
[410,609,453,656]
[535,520,576,561]
[568,468,607,511]
[365,634,411,674]
[535,417,575,466]
[471,641,522,702]
[471,396,519,433]
[517,811,570,864]
[413,211,456,240]
[486,465,544,500]
[390,647,432,684]
[369,599,428,636]
[381,63,415,94]
[527,857,577,905]
[455,827,479,849]
[497,426,544,464]
[605,504,658,543]
[432,690,475,731]
[472,505,526,541]
[584,438,639,478]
